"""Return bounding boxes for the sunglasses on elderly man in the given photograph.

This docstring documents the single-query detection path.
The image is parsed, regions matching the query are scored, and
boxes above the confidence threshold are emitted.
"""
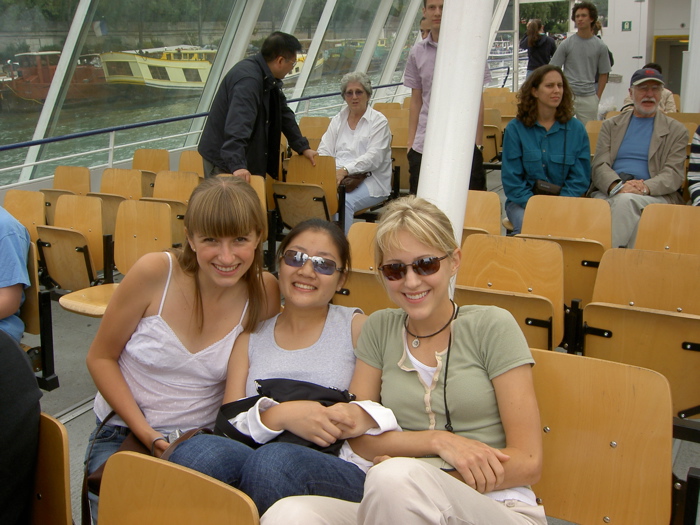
[379,255,448,281]
[282,250,345,275]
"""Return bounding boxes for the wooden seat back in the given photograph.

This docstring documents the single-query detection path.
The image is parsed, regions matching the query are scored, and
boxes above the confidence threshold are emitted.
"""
[333,222,397,314]
[531,349,672,525]
[482,125,501,163]
[285,155,339,216]
[462,190,501,243]
[299,116,331,133]
[36,226,95,290]
[668,112,700,125]
[40,189,74,225]
[53,165,91,194]
[373,102,401,114]
[178,150,205,177]
[584,248,700,414]
[519,195,612,306]
[86,192,125,237]
[151,170,200,203]
[635,203,700,255]
[673,93,681,112]
[114,200,172,276]
[584,120,603,134]
[4,189,46,243]
[133,148,170,174]
[54,194,104,271]
[456,235,564,348]
[31,413,72,525]
[391,127,410,191]
[100,168,144,200]
[99,451,259,525]
[272,182,330,228]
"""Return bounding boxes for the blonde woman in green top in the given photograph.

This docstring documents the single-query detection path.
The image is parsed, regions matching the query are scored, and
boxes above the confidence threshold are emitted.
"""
[262,195,546,525]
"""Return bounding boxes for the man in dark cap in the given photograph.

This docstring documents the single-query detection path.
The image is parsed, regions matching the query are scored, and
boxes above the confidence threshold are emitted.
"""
[590,68,688,247]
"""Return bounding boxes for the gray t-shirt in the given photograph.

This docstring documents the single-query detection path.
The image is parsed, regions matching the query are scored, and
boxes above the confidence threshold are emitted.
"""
[245,304,360,396]
[550,34,611,96]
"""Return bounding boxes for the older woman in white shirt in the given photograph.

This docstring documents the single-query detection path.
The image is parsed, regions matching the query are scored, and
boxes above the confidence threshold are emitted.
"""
[318,71,393,234]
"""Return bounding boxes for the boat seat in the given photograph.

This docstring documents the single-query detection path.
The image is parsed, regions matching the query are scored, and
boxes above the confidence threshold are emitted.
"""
[390,127,410,192]
[40,189,74,225]
[132,148,170,176]
[99,451,259,525]
[53,165,91,194]
[19,243,59,391]
[635,203,700,255]
[178,150,205,177]
[4,189,46,244]
[462,190,501,245]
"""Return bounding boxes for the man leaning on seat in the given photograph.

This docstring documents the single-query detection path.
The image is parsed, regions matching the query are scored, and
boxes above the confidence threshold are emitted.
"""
[590,68,688,248]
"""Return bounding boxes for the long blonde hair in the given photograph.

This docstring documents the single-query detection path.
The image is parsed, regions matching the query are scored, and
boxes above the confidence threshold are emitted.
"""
[177,177,267,332]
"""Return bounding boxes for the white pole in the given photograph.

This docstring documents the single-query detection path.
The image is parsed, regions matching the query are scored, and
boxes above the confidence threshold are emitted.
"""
[417,0,494,244]
[680,0,700,112]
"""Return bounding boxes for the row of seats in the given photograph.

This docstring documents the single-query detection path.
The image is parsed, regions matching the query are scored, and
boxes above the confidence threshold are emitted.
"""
[35,343,680,525]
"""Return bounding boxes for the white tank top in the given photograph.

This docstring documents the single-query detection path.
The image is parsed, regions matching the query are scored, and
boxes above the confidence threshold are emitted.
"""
[93,252,248,433]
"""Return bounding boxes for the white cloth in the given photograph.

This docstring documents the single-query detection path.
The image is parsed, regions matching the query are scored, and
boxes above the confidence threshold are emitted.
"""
[93,252,248,433]
[318,105,392,198]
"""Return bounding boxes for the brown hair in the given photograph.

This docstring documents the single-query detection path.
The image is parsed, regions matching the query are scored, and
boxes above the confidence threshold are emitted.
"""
[177,176,267,332]
[516,65,574,127]
[571,2,598,29]
[527,19,543,48]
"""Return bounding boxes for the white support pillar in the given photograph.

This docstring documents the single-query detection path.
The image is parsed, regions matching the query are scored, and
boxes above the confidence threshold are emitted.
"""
[356,0,394,75]
[417,0,494,244]
[377,0,422,89]
[681,0,700,112]
[281,0,307,34]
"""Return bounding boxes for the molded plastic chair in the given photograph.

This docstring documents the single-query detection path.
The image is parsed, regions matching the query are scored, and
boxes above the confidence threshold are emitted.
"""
[59,199,171,317]
[582,248,700,417]
[531,349,672,525]
[635,203,700,255]
[455,235,565,349]
[36,195,105,291]
[275,155,345,231]
[99,451,259,525]
[31,413,72,525]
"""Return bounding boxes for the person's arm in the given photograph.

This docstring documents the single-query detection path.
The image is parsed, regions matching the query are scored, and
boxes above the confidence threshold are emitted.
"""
[596,73,608,99]
[548,38,566,68]
[280,91,311,156]
[343,113,392,175]
[220,76,263,175]
[407,88,423,149]
[85,252,171,456]
[0,284,23,320]
[500,122,533,207]
[262,271,281,320]
[645,121,689,195]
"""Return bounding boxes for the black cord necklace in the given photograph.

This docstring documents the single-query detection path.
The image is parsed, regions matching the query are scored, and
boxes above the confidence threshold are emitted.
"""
[404,300,457,349]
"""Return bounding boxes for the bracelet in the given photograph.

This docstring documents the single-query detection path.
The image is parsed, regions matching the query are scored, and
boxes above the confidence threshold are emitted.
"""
[150,436,168,455]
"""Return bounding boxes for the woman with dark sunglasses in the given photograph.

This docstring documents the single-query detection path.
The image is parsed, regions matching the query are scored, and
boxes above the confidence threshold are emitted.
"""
[170,219,398,514]
[262,196,546,524]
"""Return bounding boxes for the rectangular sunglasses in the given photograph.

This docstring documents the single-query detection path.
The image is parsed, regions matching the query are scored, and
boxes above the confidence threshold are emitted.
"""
[379,255,448,281]
[282,250,344,275]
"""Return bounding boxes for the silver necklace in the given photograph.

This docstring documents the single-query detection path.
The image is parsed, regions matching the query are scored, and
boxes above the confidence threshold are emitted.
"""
[404,300,457,348]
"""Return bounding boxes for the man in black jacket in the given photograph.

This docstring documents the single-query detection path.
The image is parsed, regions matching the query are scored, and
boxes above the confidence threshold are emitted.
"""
[199,32,317,180]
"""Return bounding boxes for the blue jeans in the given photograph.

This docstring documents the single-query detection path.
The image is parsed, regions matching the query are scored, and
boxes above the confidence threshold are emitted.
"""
[84,420,130,524]
[167,433,254,484]
[505,200,526,235]
[336,181,387,235]
[238,442,366,515]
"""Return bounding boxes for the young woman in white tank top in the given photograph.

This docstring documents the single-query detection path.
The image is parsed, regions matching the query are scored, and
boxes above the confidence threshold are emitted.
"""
[84,177,279,523]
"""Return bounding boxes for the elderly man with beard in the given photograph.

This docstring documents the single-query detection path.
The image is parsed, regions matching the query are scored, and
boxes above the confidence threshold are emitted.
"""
[590,68,688,248]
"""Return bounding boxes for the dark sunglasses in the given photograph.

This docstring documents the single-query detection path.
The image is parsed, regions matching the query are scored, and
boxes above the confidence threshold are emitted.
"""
[379,255,448,281]
[282,250,344,275]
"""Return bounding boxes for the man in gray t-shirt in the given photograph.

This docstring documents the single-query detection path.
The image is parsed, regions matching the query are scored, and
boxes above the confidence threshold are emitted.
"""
[550,1,611,124]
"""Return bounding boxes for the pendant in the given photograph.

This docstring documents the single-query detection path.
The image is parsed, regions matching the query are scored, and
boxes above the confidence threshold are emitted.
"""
[411,338,420,348]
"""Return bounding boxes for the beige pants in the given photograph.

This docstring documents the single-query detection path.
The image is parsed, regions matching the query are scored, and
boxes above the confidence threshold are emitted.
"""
[262,458,547,525]
[573,93,600,126]
[591,191,667,247]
